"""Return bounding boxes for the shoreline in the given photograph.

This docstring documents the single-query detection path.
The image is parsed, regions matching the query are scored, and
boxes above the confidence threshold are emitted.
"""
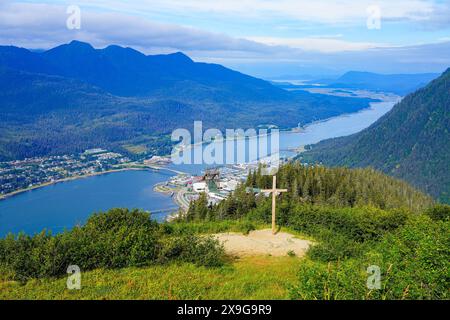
[1,90,397,203]
[0,166,169,201]
[172,94,400,154]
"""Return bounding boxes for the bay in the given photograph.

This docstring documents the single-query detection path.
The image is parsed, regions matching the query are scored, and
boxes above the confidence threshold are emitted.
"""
[0,89,400,236]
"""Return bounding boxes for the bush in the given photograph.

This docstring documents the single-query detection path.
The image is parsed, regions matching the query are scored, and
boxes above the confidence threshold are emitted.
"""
[0,208,226,281]
[237,221,256,235]
[157,234,225,267]
[287,205,409,242]
[425,204,450,221]
[307,229,364,262]
[366,215,449,299]
[290,215,449,300]
[289,259,368,300]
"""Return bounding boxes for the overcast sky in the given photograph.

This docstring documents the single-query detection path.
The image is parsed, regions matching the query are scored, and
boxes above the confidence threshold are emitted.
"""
[1,0,449,77]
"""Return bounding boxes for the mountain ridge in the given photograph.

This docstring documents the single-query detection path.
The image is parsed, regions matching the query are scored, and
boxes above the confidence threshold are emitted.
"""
[0,41,289,100]
[302,68,450,202]
[0,41,376,161]
[328,71,440,95]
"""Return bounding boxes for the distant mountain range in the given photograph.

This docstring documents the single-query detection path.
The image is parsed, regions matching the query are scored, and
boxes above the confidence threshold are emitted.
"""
[323,71,440,95]
[0,41,374,160]
[274,71,440,96]
[302,68,450,202]
[0,40,291,101]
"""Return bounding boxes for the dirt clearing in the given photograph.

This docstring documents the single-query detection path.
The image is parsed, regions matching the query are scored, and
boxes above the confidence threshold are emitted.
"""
[214,229,312,257]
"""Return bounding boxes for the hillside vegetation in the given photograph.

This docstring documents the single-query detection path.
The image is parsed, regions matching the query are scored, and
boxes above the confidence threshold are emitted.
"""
[302,68,450,202]
[1,164,447,300]
[0,41,375,160]
[182,163,448,299]
[186,163,434,223]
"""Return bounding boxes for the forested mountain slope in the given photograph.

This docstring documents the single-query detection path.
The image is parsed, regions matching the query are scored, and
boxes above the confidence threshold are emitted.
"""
[0,42,375,160]
[0,40,291,100]
[302,68,450,202]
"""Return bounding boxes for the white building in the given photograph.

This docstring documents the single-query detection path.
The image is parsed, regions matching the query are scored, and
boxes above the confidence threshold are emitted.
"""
[193,182,207,193]
[220,179,239,192]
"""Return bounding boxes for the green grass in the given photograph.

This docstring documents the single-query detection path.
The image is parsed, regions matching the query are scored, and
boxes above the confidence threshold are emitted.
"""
[0,256,300,300]
[122,144,148,155]
[168,220,315,241]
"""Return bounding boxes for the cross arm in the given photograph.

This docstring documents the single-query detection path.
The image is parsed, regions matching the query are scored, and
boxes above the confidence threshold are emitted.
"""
[261,189,288,193]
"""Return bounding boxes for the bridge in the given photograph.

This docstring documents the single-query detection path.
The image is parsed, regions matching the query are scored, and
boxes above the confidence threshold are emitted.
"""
[147,165,186,175]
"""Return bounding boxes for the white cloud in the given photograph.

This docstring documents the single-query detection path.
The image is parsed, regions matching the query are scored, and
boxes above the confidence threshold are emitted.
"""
[73,0,439,25]
[0,2,391,54]
[0,2,277,54]
[246,36,389,52]
[0,1,448,76]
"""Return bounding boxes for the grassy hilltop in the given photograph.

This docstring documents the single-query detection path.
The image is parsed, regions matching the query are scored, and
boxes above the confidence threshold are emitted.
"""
[1,164,448,300]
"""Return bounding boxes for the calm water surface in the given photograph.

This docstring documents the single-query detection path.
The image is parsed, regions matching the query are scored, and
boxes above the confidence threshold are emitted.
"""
[0,90,399,236]
[0,170,176,236]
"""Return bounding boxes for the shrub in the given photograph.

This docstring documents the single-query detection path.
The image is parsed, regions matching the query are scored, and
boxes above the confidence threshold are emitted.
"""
[289,259,368,300]
[425,204,450,221]
[0,208,226,281]
[237,221,256,235]
[287,205,409,242]
[290,215,449,300]
[157,234,225,267]
[366,215,449,299]
[287,250,296,257]
[307,229,364,262]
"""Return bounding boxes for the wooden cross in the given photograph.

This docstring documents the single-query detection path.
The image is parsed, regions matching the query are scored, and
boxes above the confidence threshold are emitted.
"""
[262,175,288,235]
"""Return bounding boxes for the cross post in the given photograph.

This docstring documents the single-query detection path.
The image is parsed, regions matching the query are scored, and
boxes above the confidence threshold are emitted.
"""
[262,175,288,234]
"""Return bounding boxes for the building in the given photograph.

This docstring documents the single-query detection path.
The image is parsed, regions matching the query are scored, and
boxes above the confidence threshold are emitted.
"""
[193,182,207,193]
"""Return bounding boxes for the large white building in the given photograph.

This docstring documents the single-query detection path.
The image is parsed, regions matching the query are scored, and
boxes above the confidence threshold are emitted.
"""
[193,182,207,193]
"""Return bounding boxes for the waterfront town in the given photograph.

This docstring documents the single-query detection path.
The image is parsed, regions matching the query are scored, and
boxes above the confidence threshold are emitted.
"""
[153,164,260,213]
[0,149,131,197]
[0,148,265,215]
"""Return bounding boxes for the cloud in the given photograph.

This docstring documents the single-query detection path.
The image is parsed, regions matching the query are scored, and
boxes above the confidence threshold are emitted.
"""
[71,0,445,26]
[0,2,283,54]
[0,1,448,76]
[246,36,389,53]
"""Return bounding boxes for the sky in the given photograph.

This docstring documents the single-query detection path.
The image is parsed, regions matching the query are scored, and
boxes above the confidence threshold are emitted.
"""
[1,0,449,77]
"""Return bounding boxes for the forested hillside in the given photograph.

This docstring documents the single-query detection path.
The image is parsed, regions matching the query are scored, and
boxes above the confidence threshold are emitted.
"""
[186,163,434,223]
[0,42,375,161]
[1,41,288,101]
[302,68,450,202]
[181,163,448,299]
[1,164,447,300]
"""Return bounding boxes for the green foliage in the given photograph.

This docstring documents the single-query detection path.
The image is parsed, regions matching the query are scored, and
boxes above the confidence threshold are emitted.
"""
[166,219,263,236]
[306,229,363,262]
[287,205,409,242]
[157,234,224,267]
[0,208,225,281]
[425,204,450,221]
[303,68,450,202]
[290,215,449,300]
[0,65,374,161]
[181,162,448,300]
[286,205,407,262]
[186,163,433,224]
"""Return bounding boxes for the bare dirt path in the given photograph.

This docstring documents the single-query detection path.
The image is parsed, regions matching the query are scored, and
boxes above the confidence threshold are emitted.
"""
[214,229,312,257]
